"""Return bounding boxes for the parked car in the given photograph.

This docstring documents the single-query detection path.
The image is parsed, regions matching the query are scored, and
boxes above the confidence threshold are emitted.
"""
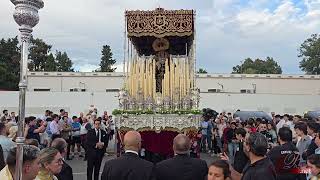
[304,111,320,121]
[233,111,272,122]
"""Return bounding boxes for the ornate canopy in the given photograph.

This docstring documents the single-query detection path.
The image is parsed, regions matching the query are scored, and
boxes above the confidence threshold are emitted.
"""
[125,8,195,56]
[126,8,194,38]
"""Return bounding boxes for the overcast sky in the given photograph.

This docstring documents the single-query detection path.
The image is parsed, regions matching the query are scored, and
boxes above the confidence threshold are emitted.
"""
[1,0,320,74]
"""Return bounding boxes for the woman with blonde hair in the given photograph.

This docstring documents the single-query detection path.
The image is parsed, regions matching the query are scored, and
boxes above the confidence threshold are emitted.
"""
[35,147,63,180]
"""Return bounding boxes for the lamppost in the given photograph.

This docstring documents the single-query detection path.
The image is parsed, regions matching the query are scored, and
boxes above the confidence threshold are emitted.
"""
[10,1,44,180]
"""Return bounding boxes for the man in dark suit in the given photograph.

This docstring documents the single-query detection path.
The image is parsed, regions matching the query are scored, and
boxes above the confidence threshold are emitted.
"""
[51,138,73,180]
[101,130,154,180]
[155,134,208,180]
[87,119,109,180]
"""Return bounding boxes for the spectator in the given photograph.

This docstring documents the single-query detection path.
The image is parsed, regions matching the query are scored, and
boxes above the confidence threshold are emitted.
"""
[155,134,208,180]
[233,128,249,173]
[35,147,63,180]
[225,122,237,165]
[294,122,312,166]
[51,138,73,180]
[223,132,277,180]
[0,145,41,180]
[267,127,300,180]
[208,160,231,180]
[0,110,9,123]
[307,154,320,180]
[50,114,61,141]
[101,131,154,180]
[7,126,17,142]
[80,116,91,160]
[61,116,72,160]
[0,122,15,162]
[267,122,277,143]
[258,121,274,148]
[276,114,293,133]
[303,122,320,159]
[200,118,209,152]
[86,119,108,180]
[26,116,45,143]
[71,116,82,158]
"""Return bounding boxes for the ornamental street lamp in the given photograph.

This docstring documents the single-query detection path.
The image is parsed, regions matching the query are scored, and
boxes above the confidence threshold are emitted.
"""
[10,1,44,180]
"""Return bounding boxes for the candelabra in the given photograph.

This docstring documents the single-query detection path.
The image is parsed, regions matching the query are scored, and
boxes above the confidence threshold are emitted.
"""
[10,1,44,180]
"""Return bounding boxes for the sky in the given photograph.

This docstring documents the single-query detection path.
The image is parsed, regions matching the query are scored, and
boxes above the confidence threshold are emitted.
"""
[0,0,319,74]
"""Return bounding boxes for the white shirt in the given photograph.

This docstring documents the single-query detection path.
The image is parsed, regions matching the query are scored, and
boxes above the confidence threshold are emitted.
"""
[276,119,293,132]
[125,150,139,156]
[50,121,60,135]
[95,129,101,142]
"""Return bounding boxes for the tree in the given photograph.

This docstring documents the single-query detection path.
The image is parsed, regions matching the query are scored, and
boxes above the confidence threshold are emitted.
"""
[197,68,207,74]
[99,45,116,72]
[232,57,282,74]
[44,53,57,71]
[55,51,74,72]
[0,37,20,90]
[29,38,52,71]
[298,34,320,74]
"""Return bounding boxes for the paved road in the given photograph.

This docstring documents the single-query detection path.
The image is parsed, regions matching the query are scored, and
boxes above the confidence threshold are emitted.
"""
[68,152,218,180]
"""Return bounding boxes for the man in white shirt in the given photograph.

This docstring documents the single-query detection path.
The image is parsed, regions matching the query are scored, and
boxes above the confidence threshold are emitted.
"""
[276,114,293,133]
[50,114,61,140]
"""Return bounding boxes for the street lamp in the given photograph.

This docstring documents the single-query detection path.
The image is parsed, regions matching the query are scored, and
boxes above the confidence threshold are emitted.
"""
[10,1,44,180]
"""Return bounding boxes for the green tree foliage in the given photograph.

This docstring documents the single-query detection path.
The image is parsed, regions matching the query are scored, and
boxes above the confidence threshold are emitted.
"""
[0,37,20,90]
[99,45,116,72]
[55,51,74,72]
[232,57,282,74]
[29,38,52,71]
[298,34,320,74]
[197,68,208,74]
[44,53,57,71]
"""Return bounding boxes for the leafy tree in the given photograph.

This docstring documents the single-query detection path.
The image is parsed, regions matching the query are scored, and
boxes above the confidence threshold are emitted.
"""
[232,57,282,74]
[99,45,116,72]
[29,38,52,71]
[298,34,320,74]
[55,51,74,72]
[0,37,20,90]
[44,53,57,71]
[197,68,207,74]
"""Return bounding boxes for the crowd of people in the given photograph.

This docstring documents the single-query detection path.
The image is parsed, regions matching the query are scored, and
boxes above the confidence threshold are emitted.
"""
[0,108,115,180]
[199,109,320,180]
[0,108,319,180]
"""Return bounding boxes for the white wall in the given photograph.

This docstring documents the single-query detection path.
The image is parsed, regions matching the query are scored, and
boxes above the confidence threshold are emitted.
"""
[1,91,319,117]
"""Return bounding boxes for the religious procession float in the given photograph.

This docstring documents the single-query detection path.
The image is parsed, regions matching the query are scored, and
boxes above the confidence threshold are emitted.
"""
[113,8,201,162]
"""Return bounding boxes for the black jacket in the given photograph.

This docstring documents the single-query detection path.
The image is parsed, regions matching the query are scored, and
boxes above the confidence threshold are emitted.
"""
[101,152,154,180]
[86,128,109,157]
[233,141,249,173]
[55,160,73,180]
[267,142,300,180]
[155,154,208,180]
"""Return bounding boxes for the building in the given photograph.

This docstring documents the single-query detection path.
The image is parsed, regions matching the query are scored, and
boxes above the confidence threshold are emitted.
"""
[0,71,319,116]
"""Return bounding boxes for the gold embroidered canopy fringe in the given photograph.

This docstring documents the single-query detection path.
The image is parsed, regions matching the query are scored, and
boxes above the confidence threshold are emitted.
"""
[125,8,194,38]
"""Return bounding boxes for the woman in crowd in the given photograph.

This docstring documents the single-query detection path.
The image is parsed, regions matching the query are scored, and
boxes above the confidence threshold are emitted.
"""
[35,147,63,180]
[307,154,320,180]
[207,160,232,180]
[267,122,277,143]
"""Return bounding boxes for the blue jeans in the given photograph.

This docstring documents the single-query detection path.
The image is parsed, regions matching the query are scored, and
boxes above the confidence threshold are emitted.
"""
[228,142,238,165]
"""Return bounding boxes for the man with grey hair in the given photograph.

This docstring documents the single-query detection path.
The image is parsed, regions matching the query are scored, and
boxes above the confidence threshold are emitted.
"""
[155,134,208,180]
[0,145,41,180]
